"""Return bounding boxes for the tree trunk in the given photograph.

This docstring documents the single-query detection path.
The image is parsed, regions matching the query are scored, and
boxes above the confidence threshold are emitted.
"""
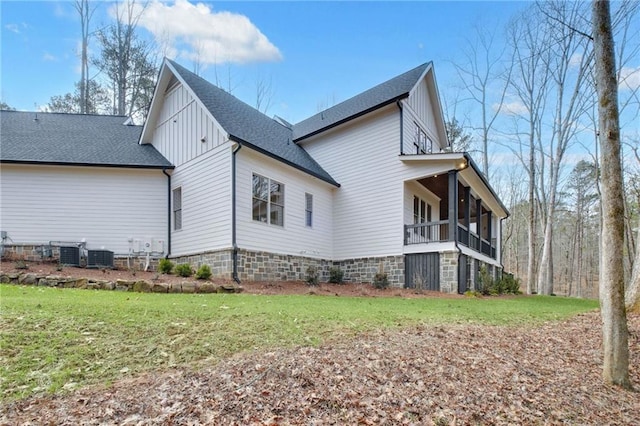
[626,221,640,313]
[592,0,631,389]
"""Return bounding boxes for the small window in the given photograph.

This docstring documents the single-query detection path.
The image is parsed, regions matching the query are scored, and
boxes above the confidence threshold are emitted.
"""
[252,173,284,226]
[173,187,182,231]
[305,193,313,227]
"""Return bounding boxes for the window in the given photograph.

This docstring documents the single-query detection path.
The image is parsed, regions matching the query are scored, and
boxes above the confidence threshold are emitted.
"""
[305,193,313,227]
[173,187,182,231]
[413,196,432,239]
[414,122,433,154]
[252,173,284,226]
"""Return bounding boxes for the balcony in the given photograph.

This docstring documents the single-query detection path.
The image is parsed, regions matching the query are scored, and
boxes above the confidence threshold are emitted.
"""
[404,222,497,259]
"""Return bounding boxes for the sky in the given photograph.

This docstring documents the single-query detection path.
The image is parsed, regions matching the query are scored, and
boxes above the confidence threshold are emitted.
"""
[0,0,529,124]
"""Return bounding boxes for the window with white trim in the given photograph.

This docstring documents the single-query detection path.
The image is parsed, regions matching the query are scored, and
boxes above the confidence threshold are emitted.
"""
[413,195,432,239]
[305,193,313,227]
[252,173,284,226]
[173,187,182,231]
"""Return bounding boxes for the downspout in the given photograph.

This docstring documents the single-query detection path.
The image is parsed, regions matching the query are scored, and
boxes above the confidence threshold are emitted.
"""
[162,168,171,258]
[231,142,242,283]
[397,100,404,155]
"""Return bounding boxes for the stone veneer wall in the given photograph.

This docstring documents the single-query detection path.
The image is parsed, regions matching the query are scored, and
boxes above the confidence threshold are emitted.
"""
[1,244,61,262]
[171,249,406,286]
[439,251,459,293]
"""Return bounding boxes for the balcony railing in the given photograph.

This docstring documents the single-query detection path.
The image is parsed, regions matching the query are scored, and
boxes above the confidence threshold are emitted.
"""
[404,222,497,260]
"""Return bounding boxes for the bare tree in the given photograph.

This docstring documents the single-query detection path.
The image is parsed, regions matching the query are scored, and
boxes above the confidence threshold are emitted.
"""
[453,25,512,177]
[255,74,275,114]
[74,0,98,114]
[592,0,631,389]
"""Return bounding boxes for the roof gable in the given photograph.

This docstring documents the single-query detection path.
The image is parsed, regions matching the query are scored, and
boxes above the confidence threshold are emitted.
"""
[0,111,172,169]
[159,60,339,186]
[292,62,431,142]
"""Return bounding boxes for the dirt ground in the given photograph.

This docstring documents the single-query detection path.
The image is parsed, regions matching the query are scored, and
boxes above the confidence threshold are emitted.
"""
[0,260,459,298]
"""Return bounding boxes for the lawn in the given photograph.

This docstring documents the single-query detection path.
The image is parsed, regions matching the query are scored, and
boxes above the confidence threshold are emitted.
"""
[0,284,598,401]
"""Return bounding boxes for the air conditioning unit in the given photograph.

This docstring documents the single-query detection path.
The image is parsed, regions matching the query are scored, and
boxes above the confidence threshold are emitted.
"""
[60,246,80,266]
[87,250,114,268]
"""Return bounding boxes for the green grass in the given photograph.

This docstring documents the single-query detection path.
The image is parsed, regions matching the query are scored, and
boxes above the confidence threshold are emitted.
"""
[0,284,598,401]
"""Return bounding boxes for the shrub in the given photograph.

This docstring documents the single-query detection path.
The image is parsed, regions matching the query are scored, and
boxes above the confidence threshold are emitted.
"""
[373,272,389,289]
[306,265,319,286]
[15,260,29,270]
[175,263,193,277]
[158,258,174,274]
[478,266,522,295]
[478,265,494,295]
[195,264,212,280]
[328,267,344,284]
[500,273,521,294]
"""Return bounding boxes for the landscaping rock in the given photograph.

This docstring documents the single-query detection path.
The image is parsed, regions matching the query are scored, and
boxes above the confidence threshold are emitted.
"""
[115,279,135,291]
[133,280,152,293]
[168,282,182,293]
[181,282,196,294]
[74,278,88,289]
[151,283,169,293]
[18,273,38,285]
[197,282,218,293]
[219,284,243,294]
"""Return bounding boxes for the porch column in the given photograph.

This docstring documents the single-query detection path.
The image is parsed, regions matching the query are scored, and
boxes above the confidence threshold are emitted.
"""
[475,198,482,251]
[463,186,471,246]
[448,170,458,242]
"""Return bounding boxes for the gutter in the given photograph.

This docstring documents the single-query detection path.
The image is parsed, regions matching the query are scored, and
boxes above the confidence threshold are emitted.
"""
[162,168,172,258]
[397,100,404,155]
[231,142,242,283]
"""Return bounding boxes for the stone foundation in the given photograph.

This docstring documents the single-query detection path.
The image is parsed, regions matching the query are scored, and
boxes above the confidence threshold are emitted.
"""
[1,244,61,262]
[170,249,406,287]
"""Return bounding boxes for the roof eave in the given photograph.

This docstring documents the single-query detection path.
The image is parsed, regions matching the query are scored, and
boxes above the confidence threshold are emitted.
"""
[229,135,340,187]
[0,159,175,170]
[293,93,409,143]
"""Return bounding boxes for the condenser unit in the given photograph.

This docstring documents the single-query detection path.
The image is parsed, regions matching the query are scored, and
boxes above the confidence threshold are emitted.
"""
[59,246,80,266]
[87,250,114,268]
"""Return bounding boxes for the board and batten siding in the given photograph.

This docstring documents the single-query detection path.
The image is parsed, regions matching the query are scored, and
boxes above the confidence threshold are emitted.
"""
[0,164,167,254]
[169,143,233,257]
[235,148,334,259]
[402,75,444,154]
[150,83,227,167]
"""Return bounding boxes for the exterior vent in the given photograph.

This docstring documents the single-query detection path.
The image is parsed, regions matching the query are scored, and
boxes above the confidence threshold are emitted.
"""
[87,250,114,268]
[60,246,80,266]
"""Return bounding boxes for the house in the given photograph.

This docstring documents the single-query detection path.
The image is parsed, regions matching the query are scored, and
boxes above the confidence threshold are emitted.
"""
[0,59,508,292]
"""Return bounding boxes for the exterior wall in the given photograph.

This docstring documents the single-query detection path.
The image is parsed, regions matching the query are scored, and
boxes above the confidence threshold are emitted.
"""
[335,255,404,287]
[0,164,167,255]
[170,248,233,279]
[169,142,233,257]
[235,148,334,259]
[403,76,445,153]
[302,106,404,260]
[439,251,458,293]
[150,83,228,167]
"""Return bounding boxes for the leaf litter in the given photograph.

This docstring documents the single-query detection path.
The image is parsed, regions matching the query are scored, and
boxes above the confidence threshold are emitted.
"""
[1,312,638,425]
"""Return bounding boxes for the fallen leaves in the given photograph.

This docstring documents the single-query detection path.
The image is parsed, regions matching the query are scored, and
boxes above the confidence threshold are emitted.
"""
[1,312,639,425]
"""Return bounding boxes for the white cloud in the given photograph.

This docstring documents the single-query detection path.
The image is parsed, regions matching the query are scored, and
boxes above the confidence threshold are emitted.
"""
[494,100,528,116]
[42,52,57,62]
[619,66,640,91]
[128,0,282,65]
[5,23,22,34]
[569,53,583,68]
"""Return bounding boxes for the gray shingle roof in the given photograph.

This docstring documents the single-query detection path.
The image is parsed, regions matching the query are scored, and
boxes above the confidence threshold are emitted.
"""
[292,63,431,141]
[0,111,172,169]
[167,60,339,186]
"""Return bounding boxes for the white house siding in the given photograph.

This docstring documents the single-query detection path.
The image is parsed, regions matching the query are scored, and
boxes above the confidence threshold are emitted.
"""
[0,164,166,254]
[150,83,227,167]
[169,143,233,257]
[235,148,334,259]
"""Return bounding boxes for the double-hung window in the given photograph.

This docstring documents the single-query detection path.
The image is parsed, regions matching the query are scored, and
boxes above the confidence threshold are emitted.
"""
[305,193,313,227]
[252,173,284,226]
[173,187,182,231]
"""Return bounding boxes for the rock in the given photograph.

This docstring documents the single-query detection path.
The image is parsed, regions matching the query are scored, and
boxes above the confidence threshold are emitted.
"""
[7,273,21,284]
[116,279,135,291]
[197,282,218,293]
[18,273,38,285]
[73,278,88,289]
[219,284,243,294]
[133,280,152,293]
[151,282,169,293]
[168,282,182,293]
[181,282,196,294]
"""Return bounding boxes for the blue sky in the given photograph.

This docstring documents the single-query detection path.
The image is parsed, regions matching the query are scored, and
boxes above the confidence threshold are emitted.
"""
[1,1,528,123]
